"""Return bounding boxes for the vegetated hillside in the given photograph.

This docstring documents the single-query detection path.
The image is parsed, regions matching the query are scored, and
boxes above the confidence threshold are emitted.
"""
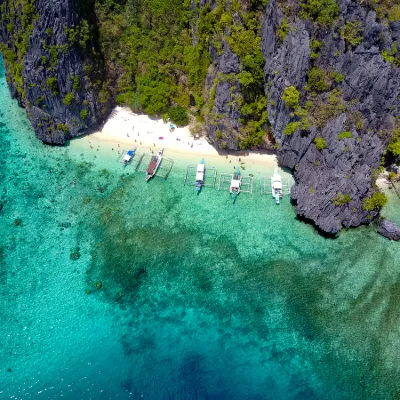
[0,0,399,233]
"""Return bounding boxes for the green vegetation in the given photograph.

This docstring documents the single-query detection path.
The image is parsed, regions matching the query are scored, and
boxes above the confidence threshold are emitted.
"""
[389,5,400,21]
[41,56,48,66]
[346,111,365,131]
[168,105,189,126]
[306,67,330,92]
[331,71,344,83]
[46,77,59,95]
[304,89,346,129]
[334,193,351,206]
[57,123,69,134]
[338,131,352,140]
[95,0,198,116]
[364,0,400,23]
[0,0,38,98]
[80,109,89,119]
[363,191,388,211]
[310,39,322,60]
[64,20,91,51]
[283,121,301,135]
[300,0,339,25]
[276,18,290,43]
[282,86,300,109]
[387,127,400,156]
[389,171,398,182]
[63,92,74,106]
[72,76,81,91]
[381,42,400,67]
[314,137,326,150]
[93,0,268,149]
[340,21,364,48]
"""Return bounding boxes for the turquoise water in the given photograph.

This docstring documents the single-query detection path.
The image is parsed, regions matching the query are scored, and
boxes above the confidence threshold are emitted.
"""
[1,56,400,400]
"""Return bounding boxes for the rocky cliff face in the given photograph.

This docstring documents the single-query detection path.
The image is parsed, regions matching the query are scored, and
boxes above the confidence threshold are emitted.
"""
[200,0,399,233]
[0,0,111,144]
[260,0,400,233]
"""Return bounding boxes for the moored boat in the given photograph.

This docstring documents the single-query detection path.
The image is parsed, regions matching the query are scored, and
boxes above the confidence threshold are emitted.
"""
[146,148,163,181]
[271,166,283,204]
[230,167,242,203]
[195,158,205,193]
[123,149,136,165]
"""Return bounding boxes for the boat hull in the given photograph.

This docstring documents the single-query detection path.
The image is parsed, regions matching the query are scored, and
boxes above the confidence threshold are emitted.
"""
[146,149,163,181]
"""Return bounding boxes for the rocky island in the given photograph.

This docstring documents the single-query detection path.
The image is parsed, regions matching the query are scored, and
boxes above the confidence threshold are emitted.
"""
[0,0,399,234]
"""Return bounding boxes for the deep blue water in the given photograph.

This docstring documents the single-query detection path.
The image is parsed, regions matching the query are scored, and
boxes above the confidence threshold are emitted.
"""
[1,55,400,399]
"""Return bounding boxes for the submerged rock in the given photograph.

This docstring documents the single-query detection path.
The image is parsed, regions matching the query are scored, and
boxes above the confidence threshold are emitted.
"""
[70,249,81,260]
[378,219,400,241]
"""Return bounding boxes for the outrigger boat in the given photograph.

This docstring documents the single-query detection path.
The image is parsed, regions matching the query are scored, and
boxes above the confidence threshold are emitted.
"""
[195,158,205,194]
[271,166,283,204]
[230,167,242,203]
[146,148,163,182]
[123,149,136,165]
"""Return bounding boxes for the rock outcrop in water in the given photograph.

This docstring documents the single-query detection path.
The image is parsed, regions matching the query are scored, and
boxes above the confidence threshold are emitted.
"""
[0,0,111,144]
[378,219,400,240]
[1,0,399,233]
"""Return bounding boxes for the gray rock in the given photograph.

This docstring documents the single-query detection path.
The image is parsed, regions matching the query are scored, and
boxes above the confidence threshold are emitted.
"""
[378,219,400,241]
[0,0,112,144]
[261,0,400,234]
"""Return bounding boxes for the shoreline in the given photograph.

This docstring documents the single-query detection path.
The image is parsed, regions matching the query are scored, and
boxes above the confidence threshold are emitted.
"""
[69,106,279,170]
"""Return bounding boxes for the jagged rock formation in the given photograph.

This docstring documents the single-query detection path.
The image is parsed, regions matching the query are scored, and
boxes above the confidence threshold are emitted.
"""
[378,219,400,240]
[260,0,400,233]
[0,0,111,144]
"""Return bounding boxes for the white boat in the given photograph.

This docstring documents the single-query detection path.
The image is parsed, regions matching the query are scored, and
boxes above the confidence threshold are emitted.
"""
[146,148,163,181]
[230,167,242,203]
[271,166,283,204]
[195,159,205,193]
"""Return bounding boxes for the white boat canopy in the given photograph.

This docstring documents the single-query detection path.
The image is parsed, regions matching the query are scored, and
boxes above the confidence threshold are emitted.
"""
[272,179,283,190]
[196,163,205,181]
[231,179,241,189]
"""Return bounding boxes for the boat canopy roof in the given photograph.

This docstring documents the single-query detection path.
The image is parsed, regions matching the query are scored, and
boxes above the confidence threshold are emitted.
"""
[272,180,283,189]
[231,179,241,189]
[196,172,204,181]
[127,150,135,156]
[197,164,205,172]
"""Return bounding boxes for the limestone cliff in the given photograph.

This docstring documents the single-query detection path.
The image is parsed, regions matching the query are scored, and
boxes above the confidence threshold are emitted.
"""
[0,0,111,144]
[260,0,400,233]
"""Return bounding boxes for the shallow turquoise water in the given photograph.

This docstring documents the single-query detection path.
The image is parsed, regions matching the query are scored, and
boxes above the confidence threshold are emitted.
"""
[1,56,400,399]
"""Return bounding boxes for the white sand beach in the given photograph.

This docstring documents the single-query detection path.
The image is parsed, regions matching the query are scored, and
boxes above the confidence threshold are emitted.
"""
[71,106,278,168]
